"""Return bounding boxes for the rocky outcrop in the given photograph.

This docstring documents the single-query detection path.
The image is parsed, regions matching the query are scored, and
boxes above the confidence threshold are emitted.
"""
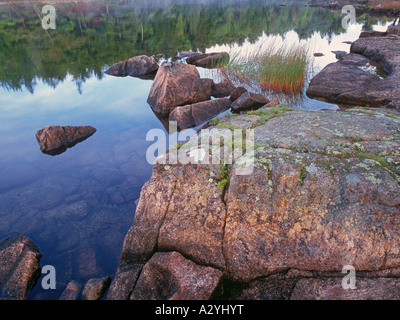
[36,125,97,155]
[109,106,400,300]
[307,27,400,110]
[147,62,213,116]
[0,234,41,300]
[105,54,159,77]
[169,98,231,130]
[186,52,229,68]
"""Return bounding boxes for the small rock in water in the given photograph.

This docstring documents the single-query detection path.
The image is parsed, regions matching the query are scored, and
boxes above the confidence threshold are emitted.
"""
[231,91,269,112]
[59,280,81,300]
[35,125,97,156]
[82,277,111,300]
[186,52,229,68]
[229,86,248,102]
[314,52,324,57]
[105,54,159,77]
[177,50,202,58]
[211,79,236,98]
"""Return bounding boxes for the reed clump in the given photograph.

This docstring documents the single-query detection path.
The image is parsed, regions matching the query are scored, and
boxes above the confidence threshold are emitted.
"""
[216,40,313,96]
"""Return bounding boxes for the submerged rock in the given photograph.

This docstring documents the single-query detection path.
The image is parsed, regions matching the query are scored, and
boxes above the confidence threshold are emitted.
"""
[109,107,400,300]
[36,125,97,156]
[147,62,213,116]
[307,27,400,110]
[0,234,41,300]
[105,54,159,77]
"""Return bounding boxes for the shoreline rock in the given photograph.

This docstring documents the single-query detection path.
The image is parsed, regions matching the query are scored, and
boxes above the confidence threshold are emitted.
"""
[0,234,42,300]
[306,26,400,111]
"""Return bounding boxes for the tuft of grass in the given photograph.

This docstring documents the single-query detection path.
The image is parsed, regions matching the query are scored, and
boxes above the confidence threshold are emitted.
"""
[216,123,239,130]
[216,40,313,96]
[216,162,230,196]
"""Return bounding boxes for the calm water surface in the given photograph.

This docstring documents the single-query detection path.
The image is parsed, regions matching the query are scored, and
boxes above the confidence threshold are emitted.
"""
[0,0,393,299]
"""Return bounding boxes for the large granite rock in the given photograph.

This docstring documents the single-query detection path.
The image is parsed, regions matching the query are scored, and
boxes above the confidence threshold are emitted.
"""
[147,62,213,116]
[36,125,97,155]
[109,107,400,299]
[307,27,400,110]
[105,55,159,77]
[0,234,41,300]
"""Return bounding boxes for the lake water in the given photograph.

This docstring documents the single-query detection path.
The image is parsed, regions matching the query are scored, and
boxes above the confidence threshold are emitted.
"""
[0,0,393,299]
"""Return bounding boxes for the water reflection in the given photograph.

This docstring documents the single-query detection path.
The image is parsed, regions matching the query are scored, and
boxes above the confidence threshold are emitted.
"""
[0,0,392,94]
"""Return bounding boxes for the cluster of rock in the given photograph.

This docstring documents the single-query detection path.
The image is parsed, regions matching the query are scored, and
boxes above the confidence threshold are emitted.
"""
[147,61,271,129]
[307,26,400,111]
[59,277,111,300]
[104,50,230,79]
[0,234,112,300]
[106,51,272,130]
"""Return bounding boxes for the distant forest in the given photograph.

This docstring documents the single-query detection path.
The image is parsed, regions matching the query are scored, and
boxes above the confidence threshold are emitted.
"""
[0,0,388,92]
